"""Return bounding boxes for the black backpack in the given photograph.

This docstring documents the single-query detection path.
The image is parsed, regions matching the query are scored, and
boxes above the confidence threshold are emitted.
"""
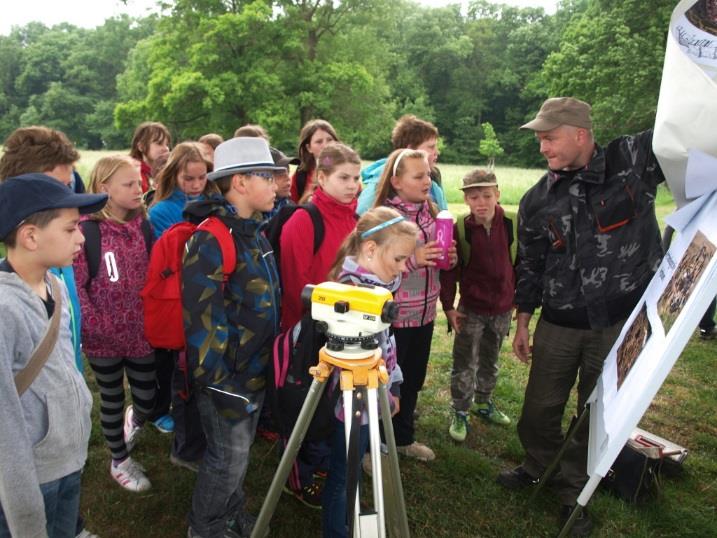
[266,314,337,441]
[265,203,325,278]
[80,219,153,284]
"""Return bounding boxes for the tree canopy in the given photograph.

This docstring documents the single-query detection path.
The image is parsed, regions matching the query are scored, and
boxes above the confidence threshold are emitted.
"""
[0,0,676,165]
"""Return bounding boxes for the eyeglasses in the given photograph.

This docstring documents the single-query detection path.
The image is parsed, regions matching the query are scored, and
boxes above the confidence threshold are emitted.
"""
[244,170,276,182]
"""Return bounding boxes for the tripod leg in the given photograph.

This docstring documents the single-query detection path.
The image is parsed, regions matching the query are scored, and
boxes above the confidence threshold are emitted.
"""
[251,377,328,538]
[366,387,386,538]
[378,385,410,537]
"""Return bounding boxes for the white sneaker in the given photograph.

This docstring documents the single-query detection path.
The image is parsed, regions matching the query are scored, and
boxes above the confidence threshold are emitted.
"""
[76,530,100,538]
[111,457,151,492]
[396,441,435,462]
[123,405,141,452]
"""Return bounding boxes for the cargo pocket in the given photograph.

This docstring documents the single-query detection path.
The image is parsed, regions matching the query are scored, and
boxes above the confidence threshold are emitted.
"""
[592,184,637,233]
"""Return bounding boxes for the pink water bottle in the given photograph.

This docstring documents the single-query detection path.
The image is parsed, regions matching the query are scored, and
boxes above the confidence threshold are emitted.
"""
[435,210,454,270]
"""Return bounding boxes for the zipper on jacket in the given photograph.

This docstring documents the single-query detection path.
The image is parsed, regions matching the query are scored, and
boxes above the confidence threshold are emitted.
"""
[255,231,280,333]
[416,211,430,326]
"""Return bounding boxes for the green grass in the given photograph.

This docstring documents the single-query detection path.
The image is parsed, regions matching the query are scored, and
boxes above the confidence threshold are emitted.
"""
[79,311,717,537]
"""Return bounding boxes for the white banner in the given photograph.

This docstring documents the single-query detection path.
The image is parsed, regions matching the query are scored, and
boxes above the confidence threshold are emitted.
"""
[654,0,717,208]
[586,0,717,494]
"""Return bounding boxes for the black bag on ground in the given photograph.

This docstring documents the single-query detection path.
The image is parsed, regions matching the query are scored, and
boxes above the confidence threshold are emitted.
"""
[602,431,687,503]
[266,314,337,442]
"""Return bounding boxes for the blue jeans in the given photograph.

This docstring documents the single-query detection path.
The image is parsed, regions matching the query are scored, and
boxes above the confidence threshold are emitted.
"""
[188,389,263,536]
[322,419,369,538]
[0,470,82,538]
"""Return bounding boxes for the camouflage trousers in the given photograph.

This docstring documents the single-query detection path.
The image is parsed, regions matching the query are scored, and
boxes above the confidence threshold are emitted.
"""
[450,308,512,412]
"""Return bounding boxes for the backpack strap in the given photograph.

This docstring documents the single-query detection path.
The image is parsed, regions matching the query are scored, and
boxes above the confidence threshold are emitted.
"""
[197,217,237,282]
[140,218,154,254]
[456,212,471,268]
[14,275,63,396]
[303,203,325,254]
[79,220,101,283]
[502,209,518,265]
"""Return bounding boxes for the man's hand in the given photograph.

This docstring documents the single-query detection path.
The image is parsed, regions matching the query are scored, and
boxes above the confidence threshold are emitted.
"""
[512,312,533,363]
[446,309,467,334]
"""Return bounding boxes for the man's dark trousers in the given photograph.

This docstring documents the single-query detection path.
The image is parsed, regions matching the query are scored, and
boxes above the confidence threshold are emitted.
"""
[516,317,624,505]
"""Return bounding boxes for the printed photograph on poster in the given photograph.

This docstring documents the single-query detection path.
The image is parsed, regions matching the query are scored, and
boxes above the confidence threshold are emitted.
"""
[616,304,651,389]
[657,230,716,334]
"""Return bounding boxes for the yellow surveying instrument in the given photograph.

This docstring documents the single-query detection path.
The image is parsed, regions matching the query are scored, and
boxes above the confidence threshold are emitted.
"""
[251,282,410,538]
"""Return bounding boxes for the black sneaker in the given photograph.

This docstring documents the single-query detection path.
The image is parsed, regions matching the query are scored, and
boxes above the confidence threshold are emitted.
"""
[559,505,593,537]
[496,466,540,489]
[283,482,323,510]
[700,326,717,340]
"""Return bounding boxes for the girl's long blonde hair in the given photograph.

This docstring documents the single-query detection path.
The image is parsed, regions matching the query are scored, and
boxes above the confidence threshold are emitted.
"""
[151,141,215,205]
[328,207,418,281]
[88,155,146,222]
[372,148,436,217]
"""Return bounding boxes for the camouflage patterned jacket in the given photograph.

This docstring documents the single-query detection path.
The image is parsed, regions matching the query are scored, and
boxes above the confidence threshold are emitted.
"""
[515,130,665,329]
[181,197,280,420]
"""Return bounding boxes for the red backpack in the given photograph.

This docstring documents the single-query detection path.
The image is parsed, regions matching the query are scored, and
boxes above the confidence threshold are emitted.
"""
[141,217,236,350]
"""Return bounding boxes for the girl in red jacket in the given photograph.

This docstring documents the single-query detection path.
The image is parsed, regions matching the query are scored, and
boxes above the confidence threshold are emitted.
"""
[278,142,361,507]
[74,155,156,492]
[290,119,339,204]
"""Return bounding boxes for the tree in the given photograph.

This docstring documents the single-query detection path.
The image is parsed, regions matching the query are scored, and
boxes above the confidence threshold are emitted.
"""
[536,0,673,143]
[479,121,504,168]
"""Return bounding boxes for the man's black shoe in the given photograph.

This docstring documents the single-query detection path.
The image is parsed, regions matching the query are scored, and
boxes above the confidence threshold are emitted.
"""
[496,466,540,489]
[700,326,717,340]
[559,505,593,537]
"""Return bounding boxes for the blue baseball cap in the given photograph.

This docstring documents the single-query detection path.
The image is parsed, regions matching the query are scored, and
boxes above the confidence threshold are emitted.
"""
[0,173,108,240]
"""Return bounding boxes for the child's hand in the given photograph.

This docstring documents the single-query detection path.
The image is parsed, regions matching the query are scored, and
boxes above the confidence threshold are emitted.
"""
[390,395,400,417]
[415,240,442,267]
[445,309,467,334]
[447,240,458,268]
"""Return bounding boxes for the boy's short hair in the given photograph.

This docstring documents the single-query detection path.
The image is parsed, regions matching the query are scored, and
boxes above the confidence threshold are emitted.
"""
[0,173,107,245]
[198,133,224,149]
[0,126,80,180]
[233,124,270,141]
[129,122,171,161]
[391,115,439,150]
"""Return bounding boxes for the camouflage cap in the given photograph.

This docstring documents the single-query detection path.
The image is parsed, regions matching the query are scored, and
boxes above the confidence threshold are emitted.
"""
[520,97,592,131]
[459,169,498,190]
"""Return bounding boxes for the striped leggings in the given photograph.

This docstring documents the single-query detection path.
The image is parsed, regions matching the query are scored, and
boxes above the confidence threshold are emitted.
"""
[88,354,156,462]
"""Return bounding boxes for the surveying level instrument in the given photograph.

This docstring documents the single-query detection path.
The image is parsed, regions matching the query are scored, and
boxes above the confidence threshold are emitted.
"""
[251,282,410,538]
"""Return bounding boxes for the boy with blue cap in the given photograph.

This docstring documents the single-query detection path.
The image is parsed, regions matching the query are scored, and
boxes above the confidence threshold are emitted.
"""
[0,174,107,538]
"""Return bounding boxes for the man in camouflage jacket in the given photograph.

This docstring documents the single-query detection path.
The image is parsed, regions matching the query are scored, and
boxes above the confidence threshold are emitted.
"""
[497,97,665,535]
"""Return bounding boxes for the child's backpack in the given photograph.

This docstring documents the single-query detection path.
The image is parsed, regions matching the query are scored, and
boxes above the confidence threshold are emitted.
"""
[266,313,337,441]
[140,217,236,350]
[264,203,325,278]
[455,208,518,267]
[79,219,153,284]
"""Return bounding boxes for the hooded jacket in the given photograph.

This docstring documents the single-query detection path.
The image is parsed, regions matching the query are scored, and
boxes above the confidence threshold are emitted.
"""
[515,130,664,329]
[148,188,204,239]
[385,196,441,328]
[440,204,515,316]
[357,158,448,215]
[181,196,281,419]
[0,270,92,538]
[280,187,358,330]
[73,215,153,358]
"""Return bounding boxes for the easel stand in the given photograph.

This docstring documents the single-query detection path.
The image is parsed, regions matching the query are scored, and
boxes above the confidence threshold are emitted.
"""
[251,347,410,538]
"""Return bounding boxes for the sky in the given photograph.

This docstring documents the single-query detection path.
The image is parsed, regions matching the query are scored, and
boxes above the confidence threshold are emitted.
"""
[0,0,559,36]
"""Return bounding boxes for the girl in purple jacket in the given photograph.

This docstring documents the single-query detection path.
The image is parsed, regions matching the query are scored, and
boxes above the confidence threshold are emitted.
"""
[74,155,156,492]
[372,148,456,462]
